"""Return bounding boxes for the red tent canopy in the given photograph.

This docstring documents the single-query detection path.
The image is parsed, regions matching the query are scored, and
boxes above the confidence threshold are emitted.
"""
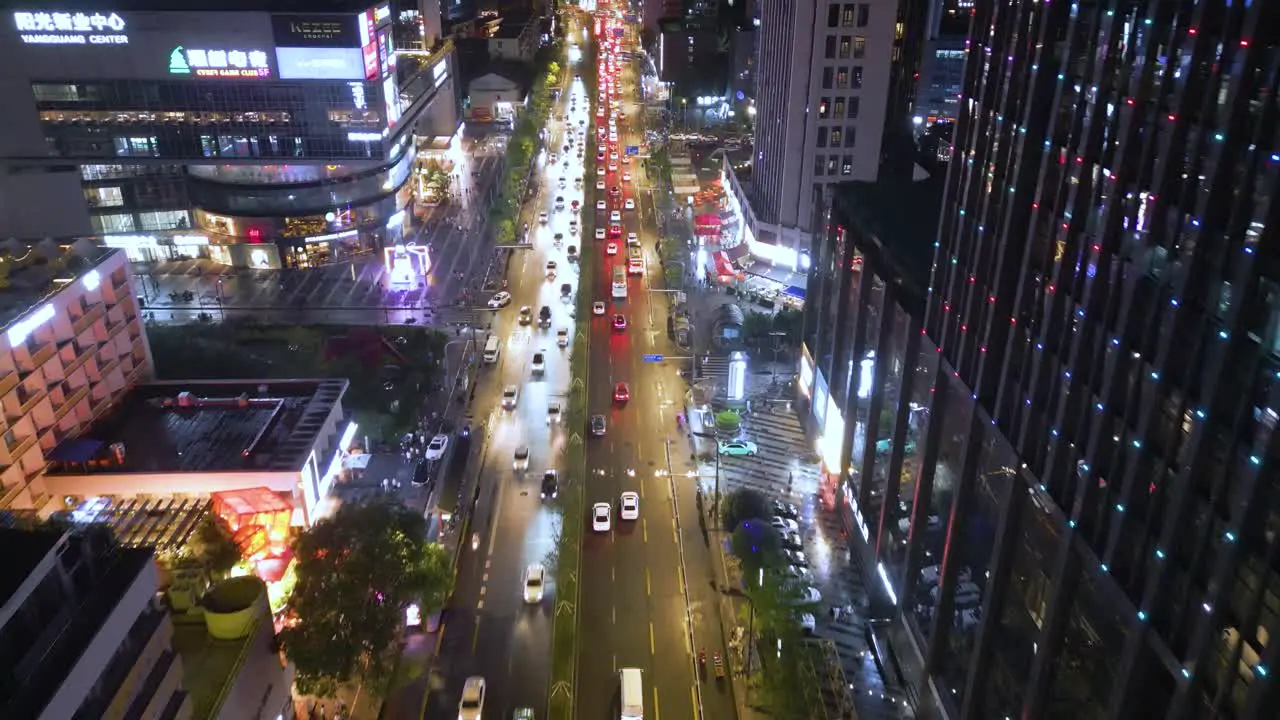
[694,214,722,227]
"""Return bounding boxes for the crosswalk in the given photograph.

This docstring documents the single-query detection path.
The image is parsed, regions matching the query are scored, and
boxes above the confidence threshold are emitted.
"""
[696,355,730,380]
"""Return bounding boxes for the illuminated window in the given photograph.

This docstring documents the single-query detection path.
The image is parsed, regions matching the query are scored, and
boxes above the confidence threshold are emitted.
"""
[853,36,866,58]
[836,68,850,89]
[841,156,853,175]
[838,36,852,59]
[84,186,123,208]
[834,97,846,117]
[819,97,831,119]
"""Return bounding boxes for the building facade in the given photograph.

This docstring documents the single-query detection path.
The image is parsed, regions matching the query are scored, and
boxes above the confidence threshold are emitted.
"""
[805,1,1280,718]
[0,528,294,720]
[0,2,460,269]
[0,245,148,512]
[736,0,922,274]
[912,0,967,133]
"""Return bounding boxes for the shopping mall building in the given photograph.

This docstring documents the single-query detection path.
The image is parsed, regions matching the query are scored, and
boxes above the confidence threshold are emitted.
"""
[0,1,460,268]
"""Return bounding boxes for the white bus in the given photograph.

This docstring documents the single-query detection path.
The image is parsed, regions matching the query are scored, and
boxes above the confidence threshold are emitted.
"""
[611,266,627,299]
[626,246,644,276]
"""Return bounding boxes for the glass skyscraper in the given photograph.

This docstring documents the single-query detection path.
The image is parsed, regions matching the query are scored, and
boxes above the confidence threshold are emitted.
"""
[801,1,1280,718]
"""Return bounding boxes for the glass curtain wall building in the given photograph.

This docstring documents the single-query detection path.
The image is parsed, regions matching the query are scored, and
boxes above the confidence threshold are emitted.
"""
[805,1,1280,719]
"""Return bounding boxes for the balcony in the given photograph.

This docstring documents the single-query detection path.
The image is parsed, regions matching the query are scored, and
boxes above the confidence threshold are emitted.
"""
[0,372,17,398]
[17,343,57,374]
[72,303,106,336]
[53,385,90,423]
[63,341,97,377]
[1,481,26,509]
[17,386,46,416]
[6,433,37,466]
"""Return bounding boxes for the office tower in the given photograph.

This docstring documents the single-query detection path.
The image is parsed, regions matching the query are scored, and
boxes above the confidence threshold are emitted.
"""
[912,0,967,134]
[740,0,923,271]
[809,0,1280,718]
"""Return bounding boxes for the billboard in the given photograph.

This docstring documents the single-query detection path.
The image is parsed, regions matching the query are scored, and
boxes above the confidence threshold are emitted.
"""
[271,14,360,48]
[276,46,363,80]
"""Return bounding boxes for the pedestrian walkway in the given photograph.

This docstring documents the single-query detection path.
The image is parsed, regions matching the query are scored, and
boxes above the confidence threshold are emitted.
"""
[714,408,822,502]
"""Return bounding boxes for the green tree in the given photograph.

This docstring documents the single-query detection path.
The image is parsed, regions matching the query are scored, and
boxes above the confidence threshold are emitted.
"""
[190,514,243,578]
[730,518,783,578]
[281,500,453,697]
[772,308,803,344]
[743,310,773,341]
[749,575,815,719]
[721,487,770,533]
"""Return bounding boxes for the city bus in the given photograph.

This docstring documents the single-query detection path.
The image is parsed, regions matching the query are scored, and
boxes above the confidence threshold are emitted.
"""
[611,266,627,299]
[626,246,644,276]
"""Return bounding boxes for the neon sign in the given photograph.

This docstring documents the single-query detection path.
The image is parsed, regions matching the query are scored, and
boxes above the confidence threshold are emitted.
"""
[169,46,271,78]
[13,10,128,45]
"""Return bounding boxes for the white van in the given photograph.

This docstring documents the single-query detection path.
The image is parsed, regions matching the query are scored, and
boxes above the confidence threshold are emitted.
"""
[619,667,643,719]
[482,335,501,364]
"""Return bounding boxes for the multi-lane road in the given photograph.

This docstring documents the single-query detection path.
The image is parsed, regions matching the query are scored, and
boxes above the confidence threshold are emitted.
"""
[422,10,739,720]
[573,16,738,720]
[421,24,591,720]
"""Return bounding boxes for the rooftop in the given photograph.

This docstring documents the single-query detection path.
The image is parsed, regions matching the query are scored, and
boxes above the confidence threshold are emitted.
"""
[0,528,61,608]
[12,0,378,13]
[832,169,945,316]
[0,238,116,332]
[45,379,347,475]
[493,10,535,38]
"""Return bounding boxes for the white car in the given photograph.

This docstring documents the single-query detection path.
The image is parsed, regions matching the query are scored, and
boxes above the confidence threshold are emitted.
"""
[424,434,449,461]
[592,502,612,532]
[610,211,621,223]
[620,491,639,520]
[592,301,606,315]
[487,291,512,308]
[595,227,606,240]
[569,220,579,234]
[523,563,546,604]
[610,152,619,162]
[539,211,548,224]
[502,385,519,409]
[622,172,631,182]
[549,153,558,164]
[624,198,635,210]
[627,232,639,246]
[597,166,605,176]
[771,516,799,533]
[546,261,558,278]
[458,676,485,720]
[596,199,607,211]
[547,401,562,424]
[785,586,823,606]
[532,351,546,375]
[608,162,617,172]
[797,613,816,635]
[513,446,530,471]
[596,180,606,191]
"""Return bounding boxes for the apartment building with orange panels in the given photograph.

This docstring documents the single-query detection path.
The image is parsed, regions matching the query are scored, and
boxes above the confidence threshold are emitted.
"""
[0,242,149,511]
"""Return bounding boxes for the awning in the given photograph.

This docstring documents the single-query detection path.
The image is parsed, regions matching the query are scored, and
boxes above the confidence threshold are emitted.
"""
[694,214,722,227]
[783,285,806,300]
[49,438,104,463]
[724,242,751,261]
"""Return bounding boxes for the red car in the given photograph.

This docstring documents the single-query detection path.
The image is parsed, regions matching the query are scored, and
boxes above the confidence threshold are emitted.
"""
[608,224,622,238]
[613,382,630,403]
[612,314,627,331]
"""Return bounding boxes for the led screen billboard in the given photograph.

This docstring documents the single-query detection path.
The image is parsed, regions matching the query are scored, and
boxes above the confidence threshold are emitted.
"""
[276,46,363,80]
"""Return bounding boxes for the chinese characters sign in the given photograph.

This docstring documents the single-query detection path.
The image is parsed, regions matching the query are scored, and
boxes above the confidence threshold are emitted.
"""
[13,10,129,45]
[169,46,271,78]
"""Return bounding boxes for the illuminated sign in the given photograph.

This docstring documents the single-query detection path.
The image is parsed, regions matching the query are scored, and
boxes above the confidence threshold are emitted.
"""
[7,303,55,347]
[271,14,360,48]
[362,43,378,79]
[304,229,358,244]
[276,47,363,80]
[169,46,271,78]
[13,10,128,45]
[347,132,382,141]
[383,74,401,128]
[173,235,209,246]
[372,4,392,26]
[432,60,447,88]
[82,269,101,292]
[349,81,367,109]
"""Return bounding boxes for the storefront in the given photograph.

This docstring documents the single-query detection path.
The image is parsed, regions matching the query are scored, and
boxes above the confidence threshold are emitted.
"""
[101,233,215,263]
